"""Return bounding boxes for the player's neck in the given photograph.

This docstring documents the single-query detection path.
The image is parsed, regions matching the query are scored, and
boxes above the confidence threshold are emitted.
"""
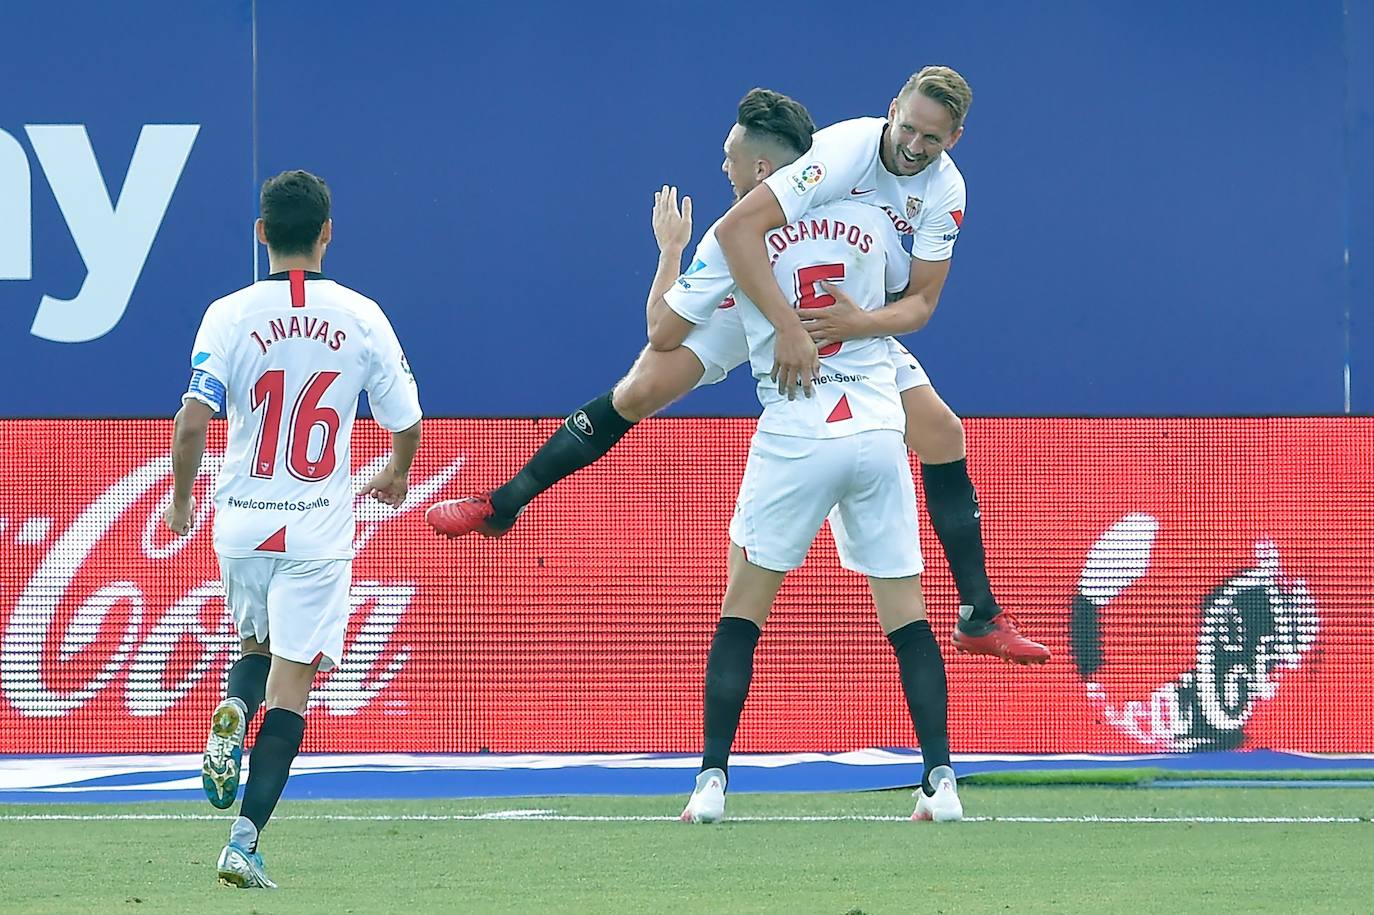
[878,124,898,176]
[267,257,323,275]
[266,249,324,275]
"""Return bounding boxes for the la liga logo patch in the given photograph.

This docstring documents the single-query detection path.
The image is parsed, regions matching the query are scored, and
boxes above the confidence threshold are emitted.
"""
[789,162,825,195]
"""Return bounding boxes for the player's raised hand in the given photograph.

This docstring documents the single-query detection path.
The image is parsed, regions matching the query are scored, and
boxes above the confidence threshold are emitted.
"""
[770,323,820,401]
[801,281,868,347]
[363,463,410,508]
[163,496,195,536]
[652,185,692,253]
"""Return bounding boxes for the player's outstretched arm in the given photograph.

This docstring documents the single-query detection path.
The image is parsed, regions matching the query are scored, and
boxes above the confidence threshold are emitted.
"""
[803,258,952,346]
[716,185,818,399]
[364,420,421,508]
[164,399,213,534]
[645,185,696,351]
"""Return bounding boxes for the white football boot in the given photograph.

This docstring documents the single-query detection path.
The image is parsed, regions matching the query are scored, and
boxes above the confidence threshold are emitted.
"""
[911,765,963,822]
[216,842,277,889]
[202,697,248,809]
[680,767,727,824]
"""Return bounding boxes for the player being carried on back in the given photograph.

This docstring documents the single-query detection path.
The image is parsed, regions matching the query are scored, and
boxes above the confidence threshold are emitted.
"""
[428,73,1047,665]
[638,170,959,822]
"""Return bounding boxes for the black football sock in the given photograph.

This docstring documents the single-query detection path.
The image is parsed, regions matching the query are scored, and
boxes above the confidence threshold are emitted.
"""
[887,620,951,796]
[489,390,636,520]
[700,616,762,781]
[239,708,306,846]
[921,459,1000,630]
[224,653,270,725]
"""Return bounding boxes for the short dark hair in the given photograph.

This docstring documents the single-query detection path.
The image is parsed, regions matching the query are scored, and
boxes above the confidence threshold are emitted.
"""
[259,170,331,256]
[737,88,815,159]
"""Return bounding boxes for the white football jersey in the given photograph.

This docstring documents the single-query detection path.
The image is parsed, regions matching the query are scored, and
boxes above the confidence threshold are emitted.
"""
[763,117,966,262]
[183,270,422,560]
[664,200,910,438]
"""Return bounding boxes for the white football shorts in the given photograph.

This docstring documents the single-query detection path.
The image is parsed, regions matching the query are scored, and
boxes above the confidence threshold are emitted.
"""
[888,338,931,392]
[685,307,932,395]
[729,429,923,578]
[681,303,749,387]
[218,556,353,672]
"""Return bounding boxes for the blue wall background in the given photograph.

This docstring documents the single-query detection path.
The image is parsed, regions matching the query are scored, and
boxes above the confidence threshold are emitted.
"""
[0,0,1368,417]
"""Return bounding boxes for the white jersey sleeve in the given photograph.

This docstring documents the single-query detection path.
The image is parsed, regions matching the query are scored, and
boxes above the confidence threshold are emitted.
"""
[363,306,423,432]
[183,301,232,412]
[911,165,966,262]
[762,119,882,225]
[661,219,738,325]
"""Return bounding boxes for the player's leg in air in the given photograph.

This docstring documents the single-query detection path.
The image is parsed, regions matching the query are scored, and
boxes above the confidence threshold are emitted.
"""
[425,305,744,538]
[211,557,349,889]
[201,640,271,810]
[215,652,317,889]
[427,91,765,541]
[891,339,1050,664]
[429,330,1049,665]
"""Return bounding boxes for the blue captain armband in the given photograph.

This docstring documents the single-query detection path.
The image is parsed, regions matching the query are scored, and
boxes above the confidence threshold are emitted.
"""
[184,369,226,412]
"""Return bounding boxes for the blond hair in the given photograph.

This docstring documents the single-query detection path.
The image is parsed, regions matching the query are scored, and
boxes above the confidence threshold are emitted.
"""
[899,66,973,131]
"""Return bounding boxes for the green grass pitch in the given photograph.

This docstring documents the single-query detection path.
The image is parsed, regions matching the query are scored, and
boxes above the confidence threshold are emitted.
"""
[3,787,1371,913]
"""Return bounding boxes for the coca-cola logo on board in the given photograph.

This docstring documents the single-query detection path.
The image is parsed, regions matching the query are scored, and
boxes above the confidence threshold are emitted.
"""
[1069,513,1319,750]
[1,451,464,719]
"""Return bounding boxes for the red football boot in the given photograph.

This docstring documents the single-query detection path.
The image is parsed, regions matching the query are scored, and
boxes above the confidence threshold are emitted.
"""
[951,607,1051,665]
[425,493,523,539]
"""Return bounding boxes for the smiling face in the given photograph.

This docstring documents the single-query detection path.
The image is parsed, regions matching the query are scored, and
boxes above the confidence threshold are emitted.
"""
[881,90,963,177]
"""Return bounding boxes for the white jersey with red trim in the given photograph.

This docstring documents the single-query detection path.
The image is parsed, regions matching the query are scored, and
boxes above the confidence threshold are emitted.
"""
[664,200,910,438]
[183,271,422,560]
[762,116,966,262]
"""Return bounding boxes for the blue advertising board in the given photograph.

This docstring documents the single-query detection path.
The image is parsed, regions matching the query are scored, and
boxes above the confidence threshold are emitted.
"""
[0,1,1365,416]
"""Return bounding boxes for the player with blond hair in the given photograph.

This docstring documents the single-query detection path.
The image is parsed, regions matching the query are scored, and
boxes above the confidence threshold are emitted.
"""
[430,69,1048,665]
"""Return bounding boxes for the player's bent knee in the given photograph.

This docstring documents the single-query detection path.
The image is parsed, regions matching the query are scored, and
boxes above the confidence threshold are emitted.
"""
[265,698,310,717]
[868,575,929,633]
[718,606,770,628]
[263,690,311,717]
[614,354,702,421]
[908,409,966,464]
[611,381,654,423]
[879,605,929,632]
[264,655,322,716]
[240,637,270,656]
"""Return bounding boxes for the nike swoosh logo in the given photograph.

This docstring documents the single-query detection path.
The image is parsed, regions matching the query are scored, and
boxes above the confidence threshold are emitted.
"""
[851,187,875,196]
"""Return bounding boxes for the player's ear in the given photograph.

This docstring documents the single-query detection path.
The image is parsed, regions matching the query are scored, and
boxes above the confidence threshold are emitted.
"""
[318,219,333,247]
[255,218,268,246]
[887,97,898,121]
[946,125,964,150]
[755,157,771,181]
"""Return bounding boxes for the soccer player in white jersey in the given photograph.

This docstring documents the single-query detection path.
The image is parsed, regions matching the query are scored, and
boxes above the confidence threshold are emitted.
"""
[711,67,1043,664]
[641,185,959,824]
[163,170,423,889]
[427,77,1048,665]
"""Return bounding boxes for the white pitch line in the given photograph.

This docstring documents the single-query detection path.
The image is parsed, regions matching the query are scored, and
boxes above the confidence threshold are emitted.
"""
[0,813,1366,824]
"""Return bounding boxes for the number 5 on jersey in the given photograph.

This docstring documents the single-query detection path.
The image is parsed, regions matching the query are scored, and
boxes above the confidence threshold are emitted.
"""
[795,263,845,357]
[251,369,341,481]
